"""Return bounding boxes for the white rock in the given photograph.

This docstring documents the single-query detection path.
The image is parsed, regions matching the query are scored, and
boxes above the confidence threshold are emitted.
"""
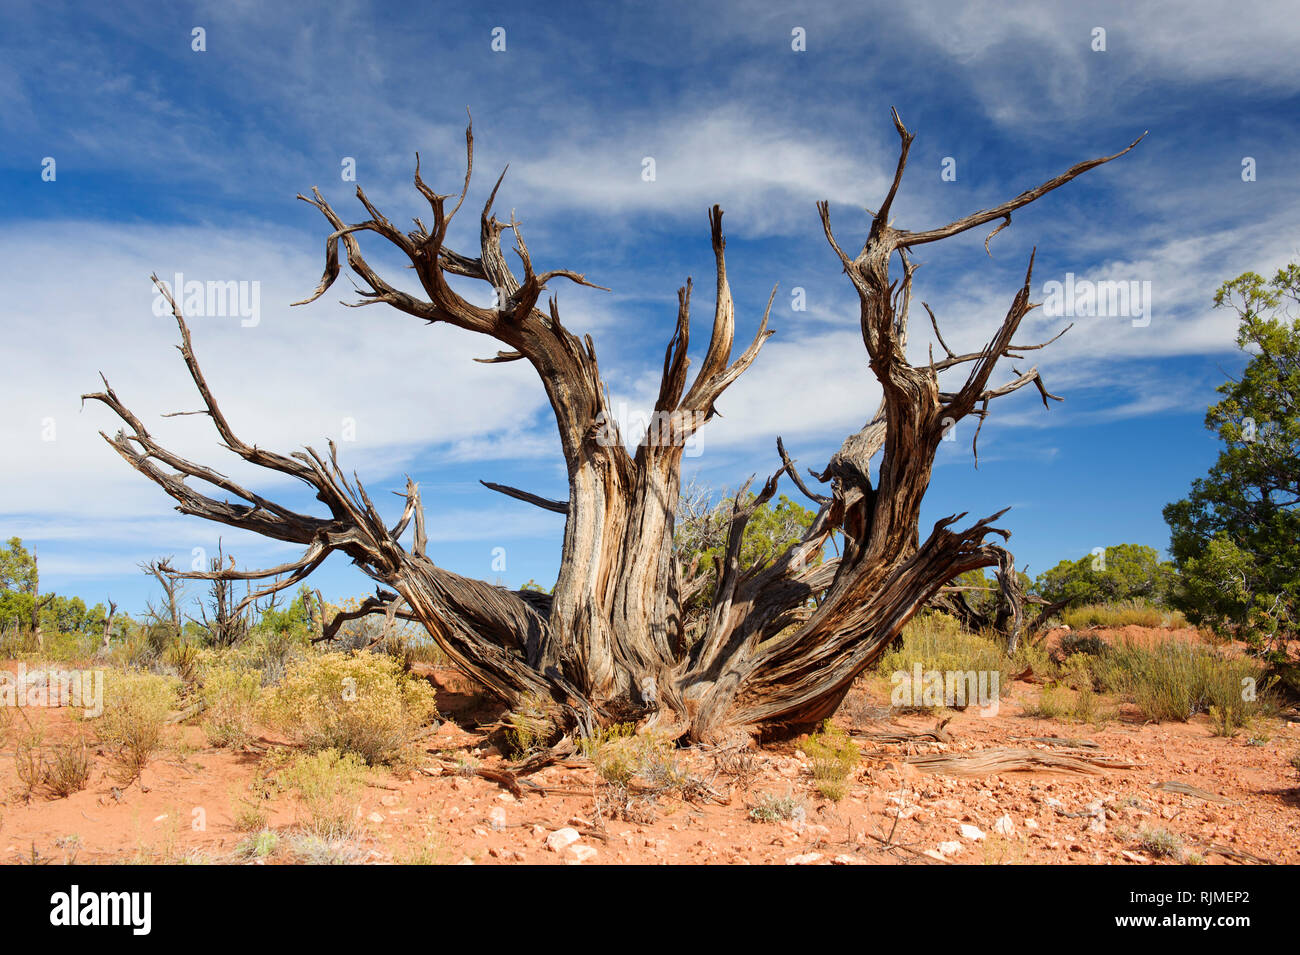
[367,812,385,824]
[1024,818,1039,830]
[565,844,598,864]
[488,807,507,830]
[992,815,1015,835]
[936,841,963,856]
[785,852,823,865]
[959,824,985,841]
[546,827,581,852]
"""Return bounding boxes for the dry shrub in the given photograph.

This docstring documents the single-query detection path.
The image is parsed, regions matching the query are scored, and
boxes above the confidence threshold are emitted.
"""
[44,736,93,797]
[281,748,368,840]
[1062,599,1186,630]
[95,670,179,780]
[264,652,437,765]
[1091,638,1267,725]
[11,711,93,799]
[200,666,262,748]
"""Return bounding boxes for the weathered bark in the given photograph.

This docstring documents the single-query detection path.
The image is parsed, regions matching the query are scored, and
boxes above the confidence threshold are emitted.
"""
[84,111,1142,740]
[101,598,118,651]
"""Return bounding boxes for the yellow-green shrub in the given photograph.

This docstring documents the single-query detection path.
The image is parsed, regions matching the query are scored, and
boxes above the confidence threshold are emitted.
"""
[95,670,179,779]
[282,748,368,840]
[263,652,437,765]
[1062,599,1186,630]
[201,666,263,748]
[875,615,1016,712]
[799,720,860,801]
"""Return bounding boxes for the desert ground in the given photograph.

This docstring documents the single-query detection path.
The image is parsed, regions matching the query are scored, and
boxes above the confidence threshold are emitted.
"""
[1,625,1295,866]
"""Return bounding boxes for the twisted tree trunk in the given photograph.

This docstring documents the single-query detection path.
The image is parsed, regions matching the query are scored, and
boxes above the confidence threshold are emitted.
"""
[84,111,1142,741]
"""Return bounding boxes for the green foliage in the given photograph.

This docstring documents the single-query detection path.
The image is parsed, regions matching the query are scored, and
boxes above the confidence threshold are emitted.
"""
[798,720,859,801]
[1034,544,1176,608]
[258,586,316,637]
[0,538,114,643]
[1165,263,1300,650]
[675,491,819,612]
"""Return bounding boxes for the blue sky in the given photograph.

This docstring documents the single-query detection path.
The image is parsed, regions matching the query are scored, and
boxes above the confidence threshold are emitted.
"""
[3,0,1298,616]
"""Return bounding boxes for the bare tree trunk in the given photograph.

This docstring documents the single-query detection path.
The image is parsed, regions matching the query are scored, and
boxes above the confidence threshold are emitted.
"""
[85,112,1142,740]
[29,547,54,651]
[101,598,118,651]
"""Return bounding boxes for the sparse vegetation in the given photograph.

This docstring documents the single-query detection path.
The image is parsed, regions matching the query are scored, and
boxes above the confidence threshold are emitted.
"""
[281,748,368,841]
[1137,825,1184,860]
[876,614,1017,713]
[94,670,179,781]
[200,666,262,749]
[798,720,860,801]
[748,792,802,823]
[234,829,279,860]
[43,736,93,797]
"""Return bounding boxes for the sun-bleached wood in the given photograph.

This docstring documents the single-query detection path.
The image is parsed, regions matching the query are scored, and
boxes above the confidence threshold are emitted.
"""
[84,111,1142,740]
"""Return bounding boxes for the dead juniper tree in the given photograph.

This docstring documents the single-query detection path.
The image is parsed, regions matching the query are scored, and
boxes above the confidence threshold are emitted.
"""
[84,110,1141,741]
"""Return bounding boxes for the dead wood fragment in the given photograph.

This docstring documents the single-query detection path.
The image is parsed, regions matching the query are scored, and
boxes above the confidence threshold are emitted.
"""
[1153,781,1240,805]
[901,747,1140,776]
[1009,735,1100,749]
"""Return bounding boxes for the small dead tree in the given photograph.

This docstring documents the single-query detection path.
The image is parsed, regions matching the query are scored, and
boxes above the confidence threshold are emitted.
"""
[140,558,184,634]
[195,541,250,647]
[28,547,55,651]
[84,111,1142,740]
[932,559,1073,651]
[100,597,118,652]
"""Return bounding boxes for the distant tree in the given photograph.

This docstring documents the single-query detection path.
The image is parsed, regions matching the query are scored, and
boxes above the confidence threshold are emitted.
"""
[259,585,316,636]
[0,537,37,593]
[1033,543,1176,607]
[675,488,820,629]
[1164,264,1300,651]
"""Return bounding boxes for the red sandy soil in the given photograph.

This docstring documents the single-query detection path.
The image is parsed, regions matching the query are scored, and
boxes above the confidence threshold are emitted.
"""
[1,626,1297,866]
